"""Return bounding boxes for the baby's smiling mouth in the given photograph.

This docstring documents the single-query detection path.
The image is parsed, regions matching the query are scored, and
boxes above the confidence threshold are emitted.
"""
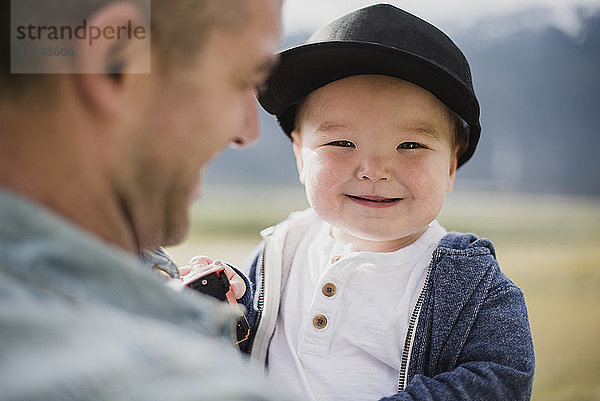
[346,194,403,206]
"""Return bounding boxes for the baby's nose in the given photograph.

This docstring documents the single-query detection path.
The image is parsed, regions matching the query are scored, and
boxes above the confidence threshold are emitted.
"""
[357,157,392,181]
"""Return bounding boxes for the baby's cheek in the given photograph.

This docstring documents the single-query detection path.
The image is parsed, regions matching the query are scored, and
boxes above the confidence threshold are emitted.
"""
[306,178,338,218]
[304,155,345,212]
[307,164,336,196]
[305,175,326,208]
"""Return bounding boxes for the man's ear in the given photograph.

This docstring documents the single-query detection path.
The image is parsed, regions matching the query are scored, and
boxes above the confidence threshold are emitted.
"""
[290,130,306,185]
[74,1,151,117]
[446,150,458,193]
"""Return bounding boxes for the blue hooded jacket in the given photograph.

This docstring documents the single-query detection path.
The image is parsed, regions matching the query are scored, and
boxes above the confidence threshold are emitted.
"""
[239,210,535,401]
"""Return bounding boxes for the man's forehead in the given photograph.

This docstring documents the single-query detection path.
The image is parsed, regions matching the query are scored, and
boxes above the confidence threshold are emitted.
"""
[241,0,282,36]
[211,0,281,51]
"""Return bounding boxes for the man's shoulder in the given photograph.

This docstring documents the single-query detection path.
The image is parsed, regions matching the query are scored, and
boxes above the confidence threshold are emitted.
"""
[0,257,283,400]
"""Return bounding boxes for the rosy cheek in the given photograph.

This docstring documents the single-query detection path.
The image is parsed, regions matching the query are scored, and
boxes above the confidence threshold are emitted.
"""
[302,157,335,204]
[306,164,330,194]
[315,156,344,186]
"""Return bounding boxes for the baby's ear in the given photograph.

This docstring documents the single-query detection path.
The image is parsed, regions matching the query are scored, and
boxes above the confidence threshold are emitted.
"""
[291,131,305,185]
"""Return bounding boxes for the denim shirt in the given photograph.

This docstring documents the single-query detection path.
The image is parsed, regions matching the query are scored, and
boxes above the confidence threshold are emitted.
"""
[241,209,535,401]
[0,188,289,401]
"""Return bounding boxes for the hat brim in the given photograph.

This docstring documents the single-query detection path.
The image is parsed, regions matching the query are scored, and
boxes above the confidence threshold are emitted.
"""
[258,41,480,167]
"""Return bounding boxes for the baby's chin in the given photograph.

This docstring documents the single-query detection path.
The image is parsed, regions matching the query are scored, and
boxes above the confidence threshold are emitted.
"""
[330,225,427,253]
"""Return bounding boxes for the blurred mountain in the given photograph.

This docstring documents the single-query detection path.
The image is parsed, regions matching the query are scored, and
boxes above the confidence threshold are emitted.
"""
[204,7,600,195]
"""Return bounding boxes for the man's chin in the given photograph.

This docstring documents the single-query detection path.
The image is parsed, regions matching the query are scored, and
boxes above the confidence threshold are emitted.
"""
[192,185,203,202]
[161,231,187,247]
[192,174,204,201]
[161,215,191,247]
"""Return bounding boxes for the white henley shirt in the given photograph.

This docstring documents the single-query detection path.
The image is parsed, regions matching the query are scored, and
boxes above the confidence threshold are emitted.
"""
[267,219,447,401]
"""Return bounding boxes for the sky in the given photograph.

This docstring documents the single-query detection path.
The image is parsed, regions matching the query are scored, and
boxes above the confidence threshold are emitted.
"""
[282,0,600,37]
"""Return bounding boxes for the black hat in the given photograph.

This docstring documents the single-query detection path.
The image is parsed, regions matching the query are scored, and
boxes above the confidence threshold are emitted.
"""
[257,3,481,167]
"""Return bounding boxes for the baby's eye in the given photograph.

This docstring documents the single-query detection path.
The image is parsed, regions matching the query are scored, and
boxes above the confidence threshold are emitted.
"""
[397,142,425,150]
[326,140,355,148]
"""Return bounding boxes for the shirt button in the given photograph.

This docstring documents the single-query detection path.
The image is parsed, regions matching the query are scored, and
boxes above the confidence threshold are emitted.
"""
[322,282,337,297]
[331,256,342,263]
[313,314,328,329]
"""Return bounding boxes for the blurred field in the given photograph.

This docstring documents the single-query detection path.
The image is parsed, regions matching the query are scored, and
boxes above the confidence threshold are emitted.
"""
[167,186,600,401]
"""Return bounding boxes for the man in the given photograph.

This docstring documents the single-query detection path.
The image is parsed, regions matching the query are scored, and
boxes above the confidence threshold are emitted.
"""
[0,0,286,399]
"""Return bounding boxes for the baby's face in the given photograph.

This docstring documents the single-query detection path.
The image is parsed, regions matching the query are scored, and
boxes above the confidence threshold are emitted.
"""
[291,75,457,252]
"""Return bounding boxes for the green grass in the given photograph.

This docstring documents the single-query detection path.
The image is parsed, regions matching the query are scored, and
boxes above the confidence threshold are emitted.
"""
[167,187,600,401]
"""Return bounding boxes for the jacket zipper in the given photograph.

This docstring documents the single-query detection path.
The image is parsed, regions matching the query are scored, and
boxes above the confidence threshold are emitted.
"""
[397,249,440,392]
[246,244,267,356]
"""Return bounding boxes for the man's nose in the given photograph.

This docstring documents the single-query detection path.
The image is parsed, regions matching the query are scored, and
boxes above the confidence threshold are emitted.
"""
[231,94,260,148]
